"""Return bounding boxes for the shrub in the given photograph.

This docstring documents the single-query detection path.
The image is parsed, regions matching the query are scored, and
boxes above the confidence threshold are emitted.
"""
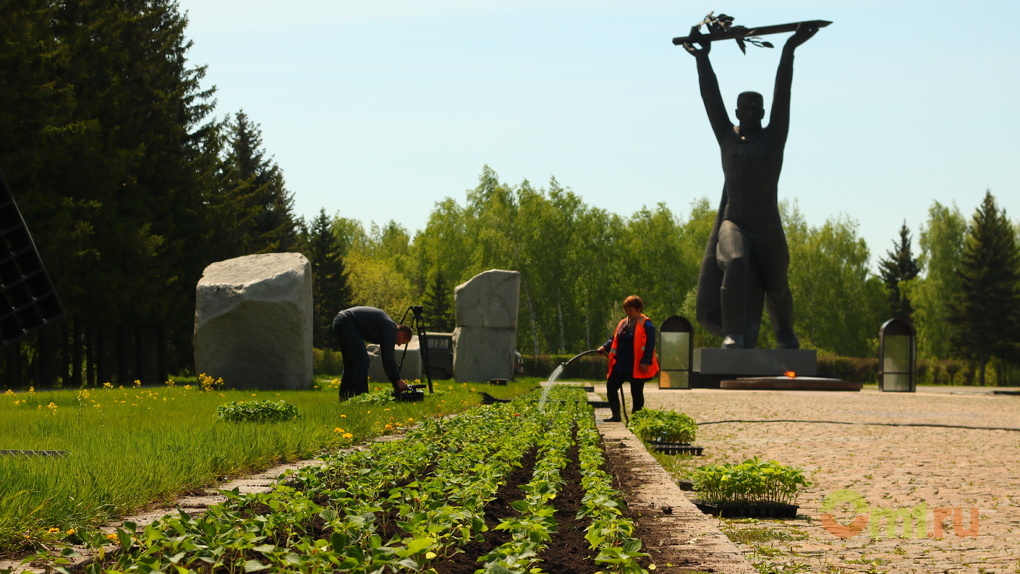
[216,400,302,423]
[521,354,608,381]
[692,457,811,506]
[628,408,697,444]
[313,348,343,375]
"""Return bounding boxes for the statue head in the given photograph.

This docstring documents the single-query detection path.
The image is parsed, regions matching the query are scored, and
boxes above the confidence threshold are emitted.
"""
[735,91,765,127]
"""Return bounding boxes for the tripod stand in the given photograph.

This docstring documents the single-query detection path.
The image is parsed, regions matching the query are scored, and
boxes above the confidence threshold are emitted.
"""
[398,305,434,395]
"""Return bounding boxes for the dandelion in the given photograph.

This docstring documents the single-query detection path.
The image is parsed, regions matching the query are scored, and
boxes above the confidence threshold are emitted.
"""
[66,529,76,536]
[340,414,347,418]
[3,389,14,396]
[408,418,414,423]
[342,433,353,439]
[47,527,60,534]
[106,533,118,541]
[133,379,142,387]
[333,428,345,433]
[103,382,114,389]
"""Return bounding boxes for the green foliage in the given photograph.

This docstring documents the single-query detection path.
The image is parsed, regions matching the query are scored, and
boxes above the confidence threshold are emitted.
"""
[216,400,302,423]
[693,457,811,506]
[300,209,353,349]
[628,409,698,444]
[910,201,966,359]
[783,203,886,357]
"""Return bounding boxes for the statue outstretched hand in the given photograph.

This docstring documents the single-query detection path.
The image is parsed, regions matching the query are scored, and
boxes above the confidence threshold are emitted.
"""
[683,26,710,57]
[784,22,818,52]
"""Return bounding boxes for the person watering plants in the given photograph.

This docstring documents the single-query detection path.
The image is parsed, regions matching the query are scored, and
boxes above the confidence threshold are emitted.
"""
[597,295,659,422]
[332,306,412,400]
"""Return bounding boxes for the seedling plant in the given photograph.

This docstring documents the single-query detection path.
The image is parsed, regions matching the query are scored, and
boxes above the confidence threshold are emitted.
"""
[692,457,811,506]
[628,409,697,444]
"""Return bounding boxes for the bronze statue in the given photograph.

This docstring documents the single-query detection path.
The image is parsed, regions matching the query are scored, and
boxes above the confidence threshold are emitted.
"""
[683,22,819,349]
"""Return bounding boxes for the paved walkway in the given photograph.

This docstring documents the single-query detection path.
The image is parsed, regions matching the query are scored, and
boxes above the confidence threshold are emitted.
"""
[607,385,1020,574]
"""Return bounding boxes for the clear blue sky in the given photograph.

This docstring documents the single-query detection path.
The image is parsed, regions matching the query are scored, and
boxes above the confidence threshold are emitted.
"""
[177,0,1019,270]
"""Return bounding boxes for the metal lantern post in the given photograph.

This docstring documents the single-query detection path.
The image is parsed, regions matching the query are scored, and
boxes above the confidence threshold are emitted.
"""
[879,318,916,392]
[658,315,694,389]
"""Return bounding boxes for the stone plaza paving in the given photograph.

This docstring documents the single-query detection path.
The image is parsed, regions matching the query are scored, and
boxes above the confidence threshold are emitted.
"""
[618,384,1020,573]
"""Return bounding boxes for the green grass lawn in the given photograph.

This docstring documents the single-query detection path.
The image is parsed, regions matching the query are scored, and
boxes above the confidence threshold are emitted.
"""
[0,376,537,554]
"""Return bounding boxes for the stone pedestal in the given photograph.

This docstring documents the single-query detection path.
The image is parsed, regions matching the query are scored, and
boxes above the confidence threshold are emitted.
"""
[692,348,817,389]
[194,253,313,390]
[453,269,519,383]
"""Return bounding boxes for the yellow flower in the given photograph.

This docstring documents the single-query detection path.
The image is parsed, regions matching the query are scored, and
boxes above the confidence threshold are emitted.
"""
[408,418,414,423]
[66,529,76,536]
[333,428,345,433]
[106,533,118,541]
[47,527,60,534]
[342,433,353,439]
[340,414,346,418]
[3,389,14,395]
[103,382,114,389]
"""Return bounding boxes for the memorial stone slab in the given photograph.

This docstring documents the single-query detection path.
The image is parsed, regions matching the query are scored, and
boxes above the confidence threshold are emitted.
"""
[195,253,313,390]
[453,269,519,382]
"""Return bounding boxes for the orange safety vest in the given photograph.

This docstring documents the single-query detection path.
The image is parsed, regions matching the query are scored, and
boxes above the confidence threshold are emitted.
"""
[607,314,660,379]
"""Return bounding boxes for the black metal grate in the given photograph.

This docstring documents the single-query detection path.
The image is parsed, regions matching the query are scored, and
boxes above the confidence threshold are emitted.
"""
[0,168,64,348]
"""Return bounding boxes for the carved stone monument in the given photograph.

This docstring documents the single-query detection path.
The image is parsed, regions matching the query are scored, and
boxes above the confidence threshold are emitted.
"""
[194,253,313,390]
[453,269,520,383]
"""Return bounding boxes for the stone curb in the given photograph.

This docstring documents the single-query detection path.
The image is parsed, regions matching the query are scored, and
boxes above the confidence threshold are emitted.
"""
[591,393,758,574]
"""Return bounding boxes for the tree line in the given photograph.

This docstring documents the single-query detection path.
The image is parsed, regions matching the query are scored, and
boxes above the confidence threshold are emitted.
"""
[1,1,1017,388]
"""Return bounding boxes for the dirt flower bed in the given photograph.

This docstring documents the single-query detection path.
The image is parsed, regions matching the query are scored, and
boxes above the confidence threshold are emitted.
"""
[22,389,656,574]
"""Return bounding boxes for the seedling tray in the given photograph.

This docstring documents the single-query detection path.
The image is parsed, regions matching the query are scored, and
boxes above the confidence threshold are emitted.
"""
[0,449,69,458]
[648,441,703,456]
[693,500,799,519]
[0,169,64,347]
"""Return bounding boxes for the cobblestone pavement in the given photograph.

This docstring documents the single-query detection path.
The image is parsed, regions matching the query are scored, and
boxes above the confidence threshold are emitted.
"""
[619,385,1020,574]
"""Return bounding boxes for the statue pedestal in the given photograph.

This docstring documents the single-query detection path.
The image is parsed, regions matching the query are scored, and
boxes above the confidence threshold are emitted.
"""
[692,348,817,388]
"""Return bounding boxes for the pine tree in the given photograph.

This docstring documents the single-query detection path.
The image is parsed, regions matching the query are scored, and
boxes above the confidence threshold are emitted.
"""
[300,209,353,349]
[948,191,1020,385]
[878,222,921,321]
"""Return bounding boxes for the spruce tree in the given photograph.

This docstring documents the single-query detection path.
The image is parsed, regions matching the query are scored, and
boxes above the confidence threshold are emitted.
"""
[301,209,353,349]
[878,222,921,321]
[948,191,1020,385]
[211,110,298,256]
[422,271,455,333]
